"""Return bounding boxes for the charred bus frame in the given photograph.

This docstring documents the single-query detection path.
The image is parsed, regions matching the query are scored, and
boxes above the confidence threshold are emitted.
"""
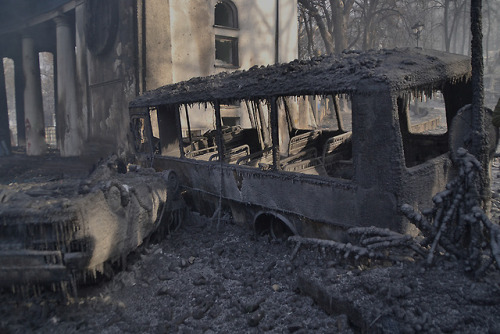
[129,48,485,240]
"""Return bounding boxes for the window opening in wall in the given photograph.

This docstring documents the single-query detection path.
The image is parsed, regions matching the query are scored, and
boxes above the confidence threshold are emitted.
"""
[407,92,448,135]
[151,106,182,157]
[221,101,241,126]
[179,95,355,177]
[161,95,354,178]
[179,102,262,166]
[215,36,238,67]
[398,91,449,167]
[214,0,239,68]
[222,117,239,126]
[181,104,219,161]
[39,52,57,148]
[338,95,352,132]
[288,95,352,132]
[3,58,17,147]
[148,108,160,154]
[279,95,353,178]
[214,0,238,28]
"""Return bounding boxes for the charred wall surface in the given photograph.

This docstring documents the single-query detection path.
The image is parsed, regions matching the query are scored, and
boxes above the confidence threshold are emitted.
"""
[84,0,137,156]
[0,0,138,157]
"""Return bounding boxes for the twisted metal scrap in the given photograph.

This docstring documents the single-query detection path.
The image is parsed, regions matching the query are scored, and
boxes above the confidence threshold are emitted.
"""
[401,148,500,274]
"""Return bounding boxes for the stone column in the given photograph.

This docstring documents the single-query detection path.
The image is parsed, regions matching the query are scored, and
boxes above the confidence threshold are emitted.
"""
[14,54,26,146]
[55,15,82,157]
[22,35,47,156]
[75,0,89,143]
[0,59,11,156]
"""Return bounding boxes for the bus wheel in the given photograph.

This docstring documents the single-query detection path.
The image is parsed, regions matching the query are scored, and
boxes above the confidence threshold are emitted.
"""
[254,212,295,241]
[270,218,293,240]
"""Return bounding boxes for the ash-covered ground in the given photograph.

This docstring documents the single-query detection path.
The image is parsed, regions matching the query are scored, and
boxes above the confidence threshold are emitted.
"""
[1,153,500,333]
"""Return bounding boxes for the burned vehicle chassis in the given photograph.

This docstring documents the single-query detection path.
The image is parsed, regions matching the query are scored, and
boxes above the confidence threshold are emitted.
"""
[129,48,487,240]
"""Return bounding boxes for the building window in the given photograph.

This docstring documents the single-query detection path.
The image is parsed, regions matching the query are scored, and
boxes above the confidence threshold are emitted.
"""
[214,0,239,68]
[214,0,238,29]
[215,36,238,67]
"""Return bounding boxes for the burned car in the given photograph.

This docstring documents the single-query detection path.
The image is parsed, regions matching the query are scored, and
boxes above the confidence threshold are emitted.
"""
[0,157,184,289]
[129,47,496,240]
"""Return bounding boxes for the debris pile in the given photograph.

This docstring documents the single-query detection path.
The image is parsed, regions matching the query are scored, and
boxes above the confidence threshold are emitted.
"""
[288,147,500,278]
[289,226,416,264]
[402,147,500,275]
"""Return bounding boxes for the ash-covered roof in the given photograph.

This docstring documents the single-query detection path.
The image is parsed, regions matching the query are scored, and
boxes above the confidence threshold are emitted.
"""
[129,48,471,109]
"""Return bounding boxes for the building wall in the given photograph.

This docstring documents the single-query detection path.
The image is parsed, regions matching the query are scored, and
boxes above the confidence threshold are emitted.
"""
[0,0,298,158]
[141,0,298,133]
[170,1,213,83]
[142,0,174,91]
[142,0,298,90]
[79,0,138,156]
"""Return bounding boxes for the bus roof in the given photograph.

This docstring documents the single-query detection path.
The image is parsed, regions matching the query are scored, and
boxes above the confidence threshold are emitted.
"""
[129,48,471,109]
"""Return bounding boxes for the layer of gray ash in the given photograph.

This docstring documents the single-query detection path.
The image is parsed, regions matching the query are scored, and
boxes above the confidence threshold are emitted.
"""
[1,153,500,333]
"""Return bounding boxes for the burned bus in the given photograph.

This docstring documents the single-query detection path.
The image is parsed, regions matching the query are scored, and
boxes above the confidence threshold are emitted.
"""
[129,48,493,240]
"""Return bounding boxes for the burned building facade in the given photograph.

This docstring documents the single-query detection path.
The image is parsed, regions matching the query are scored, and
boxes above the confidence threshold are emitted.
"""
[0,0,298,157]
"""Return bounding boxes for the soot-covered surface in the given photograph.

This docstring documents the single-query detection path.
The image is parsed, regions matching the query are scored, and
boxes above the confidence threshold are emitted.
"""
[0,152,173,290]
[0,155,500,333]
[130,48,471,108]
[2,210,500,334]
[1,213,348,334]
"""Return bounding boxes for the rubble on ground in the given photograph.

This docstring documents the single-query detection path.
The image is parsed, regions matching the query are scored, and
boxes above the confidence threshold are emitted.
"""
[1,153,500,333]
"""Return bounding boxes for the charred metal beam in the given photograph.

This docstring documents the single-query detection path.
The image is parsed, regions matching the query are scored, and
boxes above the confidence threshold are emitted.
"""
[270,96,280,170]
[175,104,184,158]
[184,104,192,145]
[214,101,225,161]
